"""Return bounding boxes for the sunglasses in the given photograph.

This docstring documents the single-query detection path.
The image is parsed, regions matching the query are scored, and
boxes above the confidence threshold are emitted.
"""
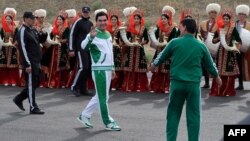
[98,19,107,22]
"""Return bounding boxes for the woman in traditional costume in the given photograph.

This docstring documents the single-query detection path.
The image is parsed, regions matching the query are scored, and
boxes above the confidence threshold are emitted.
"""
[210,10,242,96]
[121,9,149,92]
[107,10,123,90]
[149,5,177,93]
[47,15,70,88]
[0,8,20,86]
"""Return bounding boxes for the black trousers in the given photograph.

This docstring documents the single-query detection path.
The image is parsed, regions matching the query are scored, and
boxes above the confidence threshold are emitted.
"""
[202,64,209,84]
[71,50,91,93]
[237,53,244,86]
[14,63,41,110]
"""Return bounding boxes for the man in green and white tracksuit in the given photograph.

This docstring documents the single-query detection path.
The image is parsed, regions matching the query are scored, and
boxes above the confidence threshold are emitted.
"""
[151,19,222,141]
[77,11,121,131]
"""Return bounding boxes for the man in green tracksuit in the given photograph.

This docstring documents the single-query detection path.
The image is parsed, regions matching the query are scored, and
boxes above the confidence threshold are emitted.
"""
[150,18,222,141]
[76,11,121,131]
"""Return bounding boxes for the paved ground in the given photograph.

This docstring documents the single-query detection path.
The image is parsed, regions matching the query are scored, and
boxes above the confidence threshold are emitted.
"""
[0,81,250,141]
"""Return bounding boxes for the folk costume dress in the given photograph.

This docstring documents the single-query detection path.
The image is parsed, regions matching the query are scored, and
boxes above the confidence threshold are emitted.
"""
[0,13,20,86]
[47,16,70,88]
[107,15,123,90]
[121,10,149,92]
[150,9,177,93]
[210,19,242,96]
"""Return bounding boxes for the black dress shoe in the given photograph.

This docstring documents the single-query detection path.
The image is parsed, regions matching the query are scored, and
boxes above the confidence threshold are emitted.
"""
[201,84,210,88]
[236,86,244,90]
[30,108,45,115]
[13,98,25,111]
[71,89,80,97]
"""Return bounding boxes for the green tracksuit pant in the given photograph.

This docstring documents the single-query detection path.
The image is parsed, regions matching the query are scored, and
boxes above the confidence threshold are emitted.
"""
[167,80,201,141]
[82,70,114,125]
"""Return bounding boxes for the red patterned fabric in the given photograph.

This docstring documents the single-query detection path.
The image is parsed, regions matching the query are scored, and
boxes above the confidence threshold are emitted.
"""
[150,72,170,93]
[66,62,77,88]
[111,71,123,90]
[87,78,95,90]
[0,68,20,86]
[210,76,236,96]
[122,72,149,92]
[47,46,69,88]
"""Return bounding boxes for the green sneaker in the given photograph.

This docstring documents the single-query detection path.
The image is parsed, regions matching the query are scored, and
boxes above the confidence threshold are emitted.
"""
[77,115,93,128]
[105,122,121,131]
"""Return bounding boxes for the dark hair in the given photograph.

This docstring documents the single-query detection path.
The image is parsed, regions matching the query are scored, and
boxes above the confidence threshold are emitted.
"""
[58,15,65,22]
[223,14,231,19]
[95,12,108,21]
[181,18,197,34]
[5,15,13,20]
[111,15,118,21]
[134,14,142,20]
[161,14,169,20]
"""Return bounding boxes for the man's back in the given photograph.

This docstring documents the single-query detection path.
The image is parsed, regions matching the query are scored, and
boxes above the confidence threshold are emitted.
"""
[154,34,217,83]
[171,34,207,82]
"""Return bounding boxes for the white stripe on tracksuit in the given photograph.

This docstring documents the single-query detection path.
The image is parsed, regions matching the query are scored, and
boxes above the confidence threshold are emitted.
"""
[71,51,83,90]
[20,27,31,66]
[28,73,34,110]
[68,18,81,51]
[21,27,34,109]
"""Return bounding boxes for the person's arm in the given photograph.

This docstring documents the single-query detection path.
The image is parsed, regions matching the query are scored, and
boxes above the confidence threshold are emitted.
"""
[38,30,48,43]
[60,27,70,44]
[0,28,4,40]
[212,31,220,44]
[81,26,97,50]
[141,28,149,45]
[167,27,177,42]
[199,24,207,40]
[232,27,242,44]
[152,40,174,67]
[50,31,54,40]
[127,31,132,41]
[69,19,80,51]
[155,27,159,40]
[19,27,31,69]
[13,28,18,44]
[115,30,120,44]
[81,34,93,50]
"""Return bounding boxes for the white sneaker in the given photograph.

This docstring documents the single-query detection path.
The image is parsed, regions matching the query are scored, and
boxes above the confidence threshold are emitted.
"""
[77,115,93,128]
[105,122,121,131]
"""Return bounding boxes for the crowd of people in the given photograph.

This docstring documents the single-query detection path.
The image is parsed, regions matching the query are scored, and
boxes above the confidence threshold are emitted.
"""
[0,3,249,101]
[0,4,249,97]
